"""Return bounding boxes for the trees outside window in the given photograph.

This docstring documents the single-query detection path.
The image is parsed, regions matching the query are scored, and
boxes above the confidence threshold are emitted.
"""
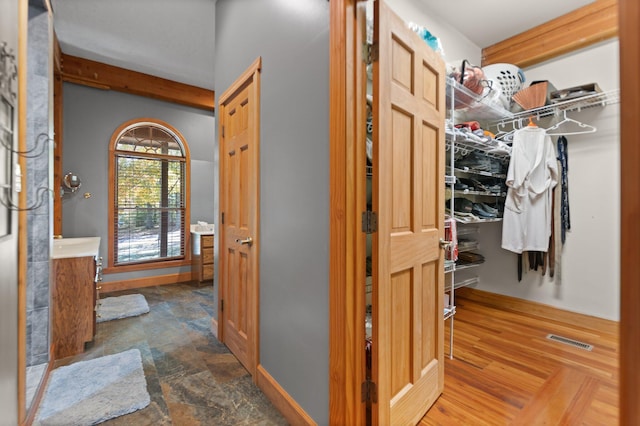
[109,119,190,269]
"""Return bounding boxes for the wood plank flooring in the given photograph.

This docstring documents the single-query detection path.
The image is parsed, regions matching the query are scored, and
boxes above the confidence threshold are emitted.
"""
[420,294,619,425]
[52,282,618,425]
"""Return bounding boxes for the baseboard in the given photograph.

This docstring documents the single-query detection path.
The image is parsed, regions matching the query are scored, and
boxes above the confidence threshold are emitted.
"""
[456,287,619,337]
[256,364,316,426]
[100,272,193,293]
[210,317,218,339]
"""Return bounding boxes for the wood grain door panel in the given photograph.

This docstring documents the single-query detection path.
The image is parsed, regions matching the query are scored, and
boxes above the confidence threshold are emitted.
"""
[372,1,446,424]
[218,58,261,375]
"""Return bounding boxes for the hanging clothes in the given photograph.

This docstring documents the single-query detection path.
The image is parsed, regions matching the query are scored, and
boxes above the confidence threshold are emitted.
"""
[548,187,556,278]
[502,126,559,254]
[557,135,570,244]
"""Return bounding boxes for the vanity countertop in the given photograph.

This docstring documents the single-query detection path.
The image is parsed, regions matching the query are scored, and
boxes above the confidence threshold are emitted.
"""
[190,224,214,235]
[52,237,101,259]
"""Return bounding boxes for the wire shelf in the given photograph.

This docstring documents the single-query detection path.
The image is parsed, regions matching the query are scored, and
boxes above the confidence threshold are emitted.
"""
[446,276,479,292]
[491,88,620,127]
[445,130,511,162]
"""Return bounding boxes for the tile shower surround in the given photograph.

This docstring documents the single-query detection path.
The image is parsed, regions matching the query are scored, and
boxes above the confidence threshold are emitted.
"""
[26,7,51,367]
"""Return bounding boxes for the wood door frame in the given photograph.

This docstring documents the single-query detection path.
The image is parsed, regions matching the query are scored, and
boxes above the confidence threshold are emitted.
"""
[618,0,639,422]
[329,1,638,424]
[17,0,28,423]
[329,0,367,424]
[217,57,262,378]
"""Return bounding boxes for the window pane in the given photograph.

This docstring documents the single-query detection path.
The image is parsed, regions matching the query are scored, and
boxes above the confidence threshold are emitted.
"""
[117,157,162,208]
[116,208,183,263]
[115,143,185,265]
[167,161,184,208]
[116,125,183,156]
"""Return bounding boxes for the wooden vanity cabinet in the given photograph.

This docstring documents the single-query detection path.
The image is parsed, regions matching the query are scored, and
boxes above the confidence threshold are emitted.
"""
[192,233,214,282]
[52,255,97,359]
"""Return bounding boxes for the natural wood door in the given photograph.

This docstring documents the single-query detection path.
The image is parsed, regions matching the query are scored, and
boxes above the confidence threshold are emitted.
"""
[371,1,446,424]
[218,58,261,375]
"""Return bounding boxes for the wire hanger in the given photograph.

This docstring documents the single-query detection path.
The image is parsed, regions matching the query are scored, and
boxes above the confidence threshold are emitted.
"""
[495,119,518,142]
[545,110,597,135]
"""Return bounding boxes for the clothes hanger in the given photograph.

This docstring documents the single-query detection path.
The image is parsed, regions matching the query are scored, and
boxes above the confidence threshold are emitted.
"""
[493,121,508,139]
[527,116,537,127]
[495,119,518,142]
[545,110,597,135]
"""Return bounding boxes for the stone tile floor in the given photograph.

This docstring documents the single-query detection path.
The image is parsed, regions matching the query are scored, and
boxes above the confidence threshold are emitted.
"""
[54,281,287,425]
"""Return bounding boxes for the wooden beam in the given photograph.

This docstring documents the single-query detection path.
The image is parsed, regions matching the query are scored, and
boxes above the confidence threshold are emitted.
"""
[482,0,618,68]
[60,53,215,111]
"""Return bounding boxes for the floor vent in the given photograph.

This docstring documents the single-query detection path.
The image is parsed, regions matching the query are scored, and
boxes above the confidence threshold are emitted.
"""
[546,334,593,351]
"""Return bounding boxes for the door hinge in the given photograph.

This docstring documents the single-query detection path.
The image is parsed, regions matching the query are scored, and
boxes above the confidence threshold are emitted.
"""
[363,42,379,64]
[362,211,378,234]
[221,299,224,312]
[221,212,225,224]
[361,379,378,403]
[221,125,225,138]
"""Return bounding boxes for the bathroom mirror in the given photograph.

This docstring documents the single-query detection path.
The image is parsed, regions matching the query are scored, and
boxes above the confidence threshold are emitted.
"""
[62,172,81,192]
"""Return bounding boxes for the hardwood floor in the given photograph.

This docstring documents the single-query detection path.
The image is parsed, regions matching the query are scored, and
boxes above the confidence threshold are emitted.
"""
[50,282,618,425]
[420,293,619,425]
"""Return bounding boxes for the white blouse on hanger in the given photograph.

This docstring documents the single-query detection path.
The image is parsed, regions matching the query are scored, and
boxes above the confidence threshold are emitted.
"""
[502,126,558,254]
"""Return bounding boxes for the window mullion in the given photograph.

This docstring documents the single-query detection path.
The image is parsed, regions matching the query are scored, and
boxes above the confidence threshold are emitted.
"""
[160,159,169,257]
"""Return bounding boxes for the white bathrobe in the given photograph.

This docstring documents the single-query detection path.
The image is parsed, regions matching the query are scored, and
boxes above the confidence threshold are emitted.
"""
[501,126,558,253]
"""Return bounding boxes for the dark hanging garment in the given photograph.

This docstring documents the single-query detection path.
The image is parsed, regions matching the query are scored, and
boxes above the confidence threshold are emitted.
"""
[536,251,544,271]
[518,254,523,282]
[557,136,570,244]
[528,251,543,271]
[548,188,556,278]
[528,252,535,270]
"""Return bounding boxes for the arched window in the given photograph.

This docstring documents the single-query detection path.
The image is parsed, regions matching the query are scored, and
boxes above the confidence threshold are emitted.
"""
[108,119,190,270]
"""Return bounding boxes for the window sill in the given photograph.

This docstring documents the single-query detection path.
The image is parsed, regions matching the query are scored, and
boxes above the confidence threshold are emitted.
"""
[104,258,192,274]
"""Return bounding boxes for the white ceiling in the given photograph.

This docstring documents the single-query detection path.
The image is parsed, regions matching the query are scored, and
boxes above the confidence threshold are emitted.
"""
[420,0,595,48]
[50,0,216,89]
[49,0,595,91]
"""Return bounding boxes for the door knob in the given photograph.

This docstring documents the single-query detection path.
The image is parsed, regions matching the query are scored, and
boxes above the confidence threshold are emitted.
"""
[439,238,452,249]
[235,237,253,247]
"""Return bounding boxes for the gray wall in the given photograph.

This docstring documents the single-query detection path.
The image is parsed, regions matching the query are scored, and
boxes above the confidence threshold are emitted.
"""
[214,0,330,423]
[62,83,216,282]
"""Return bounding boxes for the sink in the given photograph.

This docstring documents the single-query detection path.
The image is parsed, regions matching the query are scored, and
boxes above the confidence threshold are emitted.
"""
[52,237,101,259]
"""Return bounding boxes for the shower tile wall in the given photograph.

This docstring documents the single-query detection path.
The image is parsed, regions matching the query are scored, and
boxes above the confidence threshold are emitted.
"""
[26,7,51,367]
